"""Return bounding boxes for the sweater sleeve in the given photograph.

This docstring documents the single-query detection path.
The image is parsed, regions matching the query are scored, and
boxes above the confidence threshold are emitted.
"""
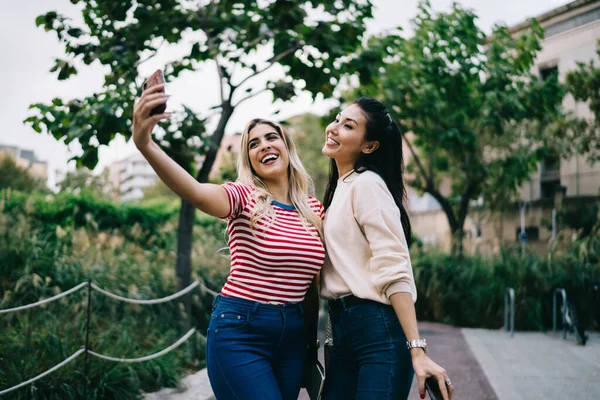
[352,174,417,301]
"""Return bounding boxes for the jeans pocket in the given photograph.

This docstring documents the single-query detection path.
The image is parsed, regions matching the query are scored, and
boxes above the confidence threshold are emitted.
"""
[347,301,382,319]
[212,306,250,331]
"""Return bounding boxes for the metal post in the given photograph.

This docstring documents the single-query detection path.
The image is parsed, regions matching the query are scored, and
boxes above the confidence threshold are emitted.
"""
[84,280,92,391]
[553,288,567,340]
[551,208,556,240]
[519,203,527,256]
[504,288,515,337]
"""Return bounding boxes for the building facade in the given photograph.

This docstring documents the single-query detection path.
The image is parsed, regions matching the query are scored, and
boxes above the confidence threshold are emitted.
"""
[107,153,159,201]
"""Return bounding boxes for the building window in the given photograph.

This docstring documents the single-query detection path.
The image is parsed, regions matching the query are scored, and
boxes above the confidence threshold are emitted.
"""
[540,65,558,81]
[540,153,561,201]
[545,7,600,38]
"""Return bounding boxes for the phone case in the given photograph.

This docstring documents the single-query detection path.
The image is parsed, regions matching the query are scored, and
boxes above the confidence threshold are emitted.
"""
[425,377,444,400]
[142,69,166,116]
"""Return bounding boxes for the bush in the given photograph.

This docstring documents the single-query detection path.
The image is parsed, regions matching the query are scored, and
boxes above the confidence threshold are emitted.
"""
[412,230,600,330]
[0,191,230,399]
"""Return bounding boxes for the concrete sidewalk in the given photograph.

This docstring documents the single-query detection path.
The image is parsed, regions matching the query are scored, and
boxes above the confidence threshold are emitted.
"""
[462,328,600,400]
[144,324,600,400]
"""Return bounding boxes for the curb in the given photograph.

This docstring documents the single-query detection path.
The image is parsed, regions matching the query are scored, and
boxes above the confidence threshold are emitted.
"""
[144,368,215,400]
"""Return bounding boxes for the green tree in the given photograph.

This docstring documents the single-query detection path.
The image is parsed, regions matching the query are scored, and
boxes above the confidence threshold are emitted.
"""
[283,113,330,200]
[25,0,373,318]
[0,156,46,193]
[564,42,600,162]
[350,1,565,254]
[142,179,179,201]
[57,168,116,199]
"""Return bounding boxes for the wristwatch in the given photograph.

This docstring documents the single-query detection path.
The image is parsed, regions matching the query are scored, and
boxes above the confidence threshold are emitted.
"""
[406,339,427,353]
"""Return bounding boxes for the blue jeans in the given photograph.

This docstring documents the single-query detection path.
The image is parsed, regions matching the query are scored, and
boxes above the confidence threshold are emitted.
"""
[322,296,414,400]
[206,294,306,400]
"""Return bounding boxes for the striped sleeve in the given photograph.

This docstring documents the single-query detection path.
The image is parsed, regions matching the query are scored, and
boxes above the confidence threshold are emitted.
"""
[309,196,325,220]
[221,182,254,219]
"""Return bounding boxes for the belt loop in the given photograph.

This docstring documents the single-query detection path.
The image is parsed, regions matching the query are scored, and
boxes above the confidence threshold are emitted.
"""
[340,297,348,311]
[251,301,260,315]
[212,294,220,310]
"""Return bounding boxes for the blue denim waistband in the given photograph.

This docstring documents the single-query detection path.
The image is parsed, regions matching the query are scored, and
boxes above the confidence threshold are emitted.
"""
[214,294,303,315]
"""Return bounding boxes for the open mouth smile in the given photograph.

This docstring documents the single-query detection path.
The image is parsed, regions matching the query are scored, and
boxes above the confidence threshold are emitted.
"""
[326,137,340,146]
[261,153,279,165]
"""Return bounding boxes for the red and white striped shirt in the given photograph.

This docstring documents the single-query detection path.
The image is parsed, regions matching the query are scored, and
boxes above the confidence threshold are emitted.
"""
[220,182,325,304]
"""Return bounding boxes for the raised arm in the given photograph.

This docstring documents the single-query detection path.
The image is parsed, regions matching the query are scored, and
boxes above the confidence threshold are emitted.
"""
[132,83,229,218]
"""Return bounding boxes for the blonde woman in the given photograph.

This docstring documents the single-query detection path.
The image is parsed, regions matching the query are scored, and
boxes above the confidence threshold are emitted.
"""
[133,83,325,400]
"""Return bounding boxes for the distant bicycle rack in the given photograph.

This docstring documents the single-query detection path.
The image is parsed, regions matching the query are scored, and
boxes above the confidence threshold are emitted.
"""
[504,288,515,337]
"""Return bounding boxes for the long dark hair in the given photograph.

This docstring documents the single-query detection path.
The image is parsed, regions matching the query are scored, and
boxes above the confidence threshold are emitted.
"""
[323,97,412,247]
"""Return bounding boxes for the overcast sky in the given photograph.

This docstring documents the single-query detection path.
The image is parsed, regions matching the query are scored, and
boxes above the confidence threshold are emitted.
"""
[0,0,571,187]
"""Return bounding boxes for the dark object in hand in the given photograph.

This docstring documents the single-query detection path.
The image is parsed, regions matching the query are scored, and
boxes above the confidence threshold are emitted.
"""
[425,376,444,400]
[142,69,166,116]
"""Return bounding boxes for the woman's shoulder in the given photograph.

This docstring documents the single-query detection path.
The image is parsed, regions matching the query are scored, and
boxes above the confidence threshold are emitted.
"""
[222,181,255,192]
[307,195,324,210]
[353,170,386,188]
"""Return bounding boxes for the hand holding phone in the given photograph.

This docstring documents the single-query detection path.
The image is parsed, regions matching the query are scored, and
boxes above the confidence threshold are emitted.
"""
[141,69,167,116]
[425,376,444,400]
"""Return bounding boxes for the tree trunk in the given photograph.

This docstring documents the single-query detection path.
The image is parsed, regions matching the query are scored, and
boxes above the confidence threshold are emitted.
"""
[174,102,234,328]
[451,224,465,257]
[176,199,195,329]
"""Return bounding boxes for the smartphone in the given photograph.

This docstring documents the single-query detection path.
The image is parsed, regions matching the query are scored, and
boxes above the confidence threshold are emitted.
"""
[141,69,166,116]
[425,376,444,400]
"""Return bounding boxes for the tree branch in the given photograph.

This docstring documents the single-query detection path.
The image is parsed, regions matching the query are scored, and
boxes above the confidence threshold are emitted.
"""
[428,187,458,233]
[402,134,431,188]
[135,39,165,68]
[234,44,301,89]
[207,36,227,103]
[228,33,270,60]
[233,88,270,108]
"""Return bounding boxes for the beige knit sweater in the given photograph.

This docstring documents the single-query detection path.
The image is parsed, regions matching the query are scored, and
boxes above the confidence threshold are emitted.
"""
[320,170,417,304]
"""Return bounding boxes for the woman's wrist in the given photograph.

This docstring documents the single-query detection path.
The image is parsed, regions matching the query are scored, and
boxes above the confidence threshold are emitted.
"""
[135,134,155,152]
[410,347,427,359]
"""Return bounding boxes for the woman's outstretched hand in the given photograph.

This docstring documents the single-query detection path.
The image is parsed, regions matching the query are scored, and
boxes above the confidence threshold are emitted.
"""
[132,84,171,149]
[411,351,453,400]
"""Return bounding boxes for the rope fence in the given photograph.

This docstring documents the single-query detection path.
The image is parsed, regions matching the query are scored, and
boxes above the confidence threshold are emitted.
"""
[90,281,200,304]
[0,282,88,314]
[87,328,198,363]
[0,279,218,397]
[0,349,86,396]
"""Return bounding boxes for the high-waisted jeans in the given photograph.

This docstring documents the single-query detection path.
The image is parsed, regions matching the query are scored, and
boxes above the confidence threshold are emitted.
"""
[206,294,306,400]
[322,296,414,400]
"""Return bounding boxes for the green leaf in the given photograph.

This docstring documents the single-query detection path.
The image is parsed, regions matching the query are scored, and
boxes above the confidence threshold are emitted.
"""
[67,28,84,38]
[35,15,46,27]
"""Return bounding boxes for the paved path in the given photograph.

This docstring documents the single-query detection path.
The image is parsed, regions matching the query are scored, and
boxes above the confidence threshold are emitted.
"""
[144,323,600,400]
[462,328,600,400]
[408,322,497,400]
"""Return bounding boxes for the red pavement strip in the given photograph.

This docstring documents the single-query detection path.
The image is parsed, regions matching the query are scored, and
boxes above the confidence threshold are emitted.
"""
[408,322,498,400]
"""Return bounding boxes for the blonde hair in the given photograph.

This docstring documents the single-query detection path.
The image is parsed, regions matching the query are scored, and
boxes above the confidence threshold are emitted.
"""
[236,119,322,240]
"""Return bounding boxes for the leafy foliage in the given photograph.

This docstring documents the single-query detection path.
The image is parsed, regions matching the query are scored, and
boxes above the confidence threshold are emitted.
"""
[57,168,117,199]
[282,113,330,200]
[564,42,600,162]
[25,0,373,171]
[0,156,48,193]
[25,0,374,299]
[0,190,229,399]
[349,1,567,253]
[413,229,600,330]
